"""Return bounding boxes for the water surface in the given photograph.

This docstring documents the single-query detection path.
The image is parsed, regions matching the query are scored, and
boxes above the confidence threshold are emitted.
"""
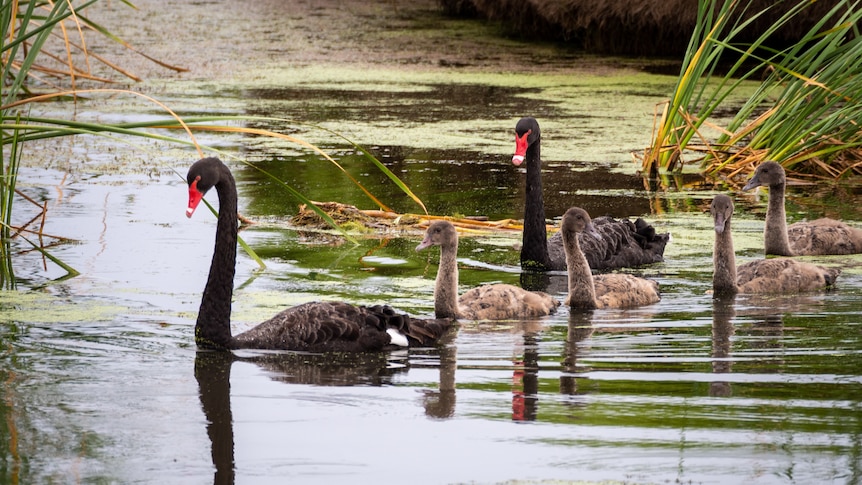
[3,5,862,485]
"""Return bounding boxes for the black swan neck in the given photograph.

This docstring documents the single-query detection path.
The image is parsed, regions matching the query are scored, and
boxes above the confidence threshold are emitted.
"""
[196,166,238,350]
[521,138,551,270]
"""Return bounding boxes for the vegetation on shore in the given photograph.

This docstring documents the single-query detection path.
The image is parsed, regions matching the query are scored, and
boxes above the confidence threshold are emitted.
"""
[441,0,861,182]
[639,0,862,181]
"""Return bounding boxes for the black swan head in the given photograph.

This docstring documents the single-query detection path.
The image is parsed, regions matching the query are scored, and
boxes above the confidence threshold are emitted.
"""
[186,157,226,218]
[512,117,540,167]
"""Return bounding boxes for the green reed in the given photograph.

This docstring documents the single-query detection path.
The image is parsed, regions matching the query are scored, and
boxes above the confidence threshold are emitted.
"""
[642,0,862,179]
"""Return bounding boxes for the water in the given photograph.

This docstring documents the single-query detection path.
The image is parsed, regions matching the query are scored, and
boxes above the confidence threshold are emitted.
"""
[5,138,862,485]
[4,2,862,484]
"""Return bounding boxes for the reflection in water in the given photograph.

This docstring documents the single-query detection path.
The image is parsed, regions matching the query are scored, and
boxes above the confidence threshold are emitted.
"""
[751,313,785,361]
[509,307,602,421]
[710,296,797,398]
[422,344,457,419]
[519,271,568,296]
[519,271,551,294]
[194,345,457,484]
[195,352,236,485]
[512,333,540,422]
[561,311,595,396]
[710,297,736,398]
[252,351,408,386]
[738,294,812,375]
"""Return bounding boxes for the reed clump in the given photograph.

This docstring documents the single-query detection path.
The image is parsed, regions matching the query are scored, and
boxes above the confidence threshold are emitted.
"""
[638,0,862,182]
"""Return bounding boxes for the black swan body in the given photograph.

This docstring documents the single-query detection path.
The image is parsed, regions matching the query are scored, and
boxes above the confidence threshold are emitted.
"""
[742,161,862,256]
[710,194,840,297]
[186,157,452,351]
[512,117,670,272]
[560,207,661,310]
[416,220,559,320]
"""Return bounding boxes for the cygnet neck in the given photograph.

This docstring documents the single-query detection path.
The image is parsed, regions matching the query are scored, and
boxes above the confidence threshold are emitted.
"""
[764,180,793,256]
[712,217,739,297]
[563,227,597,309]
[434,234,462,319]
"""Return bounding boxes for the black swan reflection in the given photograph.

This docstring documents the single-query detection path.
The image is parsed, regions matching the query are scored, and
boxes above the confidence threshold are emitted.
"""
[194,347,458,484]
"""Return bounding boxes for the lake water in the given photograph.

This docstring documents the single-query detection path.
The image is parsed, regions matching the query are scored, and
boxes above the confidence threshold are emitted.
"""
[2,1,862,484]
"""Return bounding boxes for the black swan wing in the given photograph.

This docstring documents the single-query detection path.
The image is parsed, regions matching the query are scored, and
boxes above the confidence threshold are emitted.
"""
[233,302,451,352]
[550,216,668,271]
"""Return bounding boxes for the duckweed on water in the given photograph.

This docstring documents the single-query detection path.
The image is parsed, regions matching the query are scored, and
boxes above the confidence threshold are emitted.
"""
[0,290,127,324]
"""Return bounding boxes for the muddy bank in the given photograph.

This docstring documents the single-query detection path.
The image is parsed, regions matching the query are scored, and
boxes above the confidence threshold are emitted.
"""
[84,0,671,85]
[439,0,848,56]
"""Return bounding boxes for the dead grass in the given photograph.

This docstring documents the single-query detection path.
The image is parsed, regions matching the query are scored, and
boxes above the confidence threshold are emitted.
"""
[289,201,541,237]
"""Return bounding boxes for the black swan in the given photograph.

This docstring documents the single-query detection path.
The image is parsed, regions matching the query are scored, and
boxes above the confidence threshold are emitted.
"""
[186,157,452,351]
[742,160,862,256]
[512,117,670,272]
[560,207,661,310]
[416,220,560,320]
[710,194,840,297]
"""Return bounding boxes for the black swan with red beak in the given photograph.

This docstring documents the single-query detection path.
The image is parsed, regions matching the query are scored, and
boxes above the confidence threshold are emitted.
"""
[512,117,669,272]
[186,157,452,352]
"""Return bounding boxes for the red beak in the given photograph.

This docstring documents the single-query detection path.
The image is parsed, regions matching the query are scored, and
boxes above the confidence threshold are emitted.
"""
[187,177,204,218]
[512,129,531,166]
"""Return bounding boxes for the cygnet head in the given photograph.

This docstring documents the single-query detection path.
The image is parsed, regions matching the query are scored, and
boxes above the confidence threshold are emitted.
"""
[561,207,601,240]
[742,160,786,191]
[710,194,735,234]
[416,220,458,252]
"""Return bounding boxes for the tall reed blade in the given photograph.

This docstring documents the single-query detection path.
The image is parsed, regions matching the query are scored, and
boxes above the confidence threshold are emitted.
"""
[0,124,22,289]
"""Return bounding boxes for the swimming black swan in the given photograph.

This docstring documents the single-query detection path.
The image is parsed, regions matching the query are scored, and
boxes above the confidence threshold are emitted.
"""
[416,220,559,319]
[742,160,862,256]
[710,194,840,297]
[186,157,452,351]
[560,207,661,309]
[512,117,670,272]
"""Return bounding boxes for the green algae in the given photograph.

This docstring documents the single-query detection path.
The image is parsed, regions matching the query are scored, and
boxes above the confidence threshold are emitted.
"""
[0,290,126,324]
[239,65,687,168]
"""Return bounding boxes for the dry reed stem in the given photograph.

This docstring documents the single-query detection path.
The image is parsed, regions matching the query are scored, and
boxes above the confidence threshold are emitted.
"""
[290,201,564,238]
